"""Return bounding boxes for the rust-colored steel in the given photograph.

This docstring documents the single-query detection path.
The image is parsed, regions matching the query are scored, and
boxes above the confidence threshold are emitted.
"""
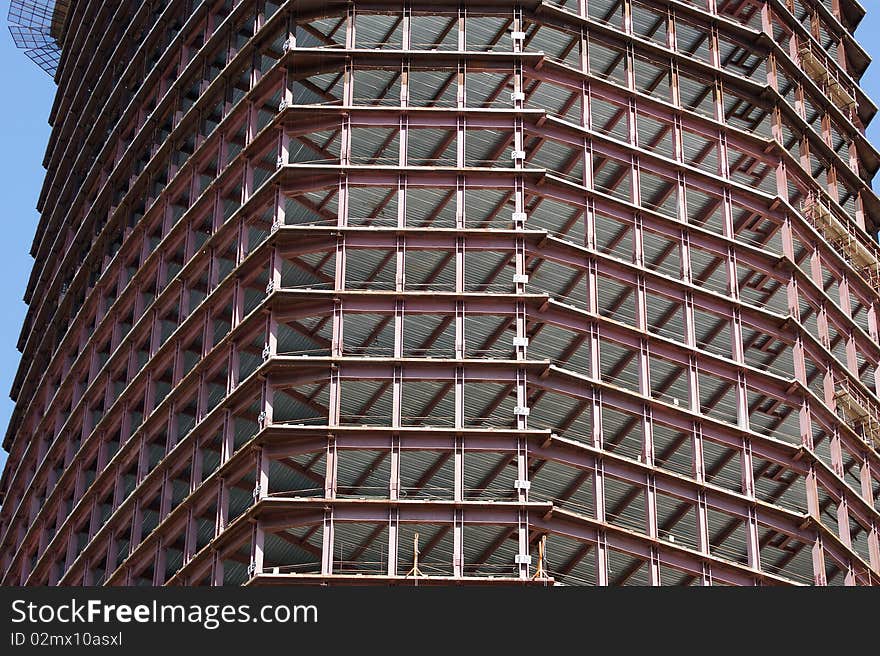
[2,0,880,586]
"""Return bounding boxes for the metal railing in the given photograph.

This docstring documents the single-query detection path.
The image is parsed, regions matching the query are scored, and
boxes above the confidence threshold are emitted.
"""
[797,40,857,114]
[834,377,880,449]
[800,193,880,290]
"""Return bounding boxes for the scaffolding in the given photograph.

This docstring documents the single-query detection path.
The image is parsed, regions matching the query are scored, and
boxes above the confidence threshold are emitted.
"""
[801,194,880,289]
[798,40,857,112]
[834,380,880,449]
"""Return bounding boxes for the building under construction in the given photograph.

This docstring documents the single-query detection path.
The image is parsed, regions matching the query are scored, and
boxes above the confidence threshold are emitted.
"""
[2,0,880,586]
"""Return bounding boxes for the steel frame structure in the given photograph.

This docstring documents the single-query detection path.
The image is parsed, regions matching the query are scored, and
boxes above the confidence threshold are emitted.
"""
[2,0,880,586]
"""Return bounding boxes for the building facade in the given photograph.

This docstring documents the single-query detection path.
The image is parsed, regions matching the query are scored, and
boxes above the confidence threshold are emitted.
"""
[2,0,880,585]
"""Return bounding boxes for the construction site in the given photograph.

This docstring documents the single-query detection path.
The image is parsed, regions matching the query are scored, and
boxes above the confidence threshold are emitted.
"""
[2,0,880,586]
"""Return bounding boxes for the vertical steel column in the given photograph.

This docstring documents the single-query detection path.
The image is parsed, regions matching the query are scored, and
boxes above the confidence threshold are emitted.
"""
[322,369,339,578]
[322,10,352,579]
[837,494,857,585]
[103,511,119,583]
[511,5,530,580]
[740,437,761,578]
[453,430,464,577]
[453,36,467,571]
[624,0,660,584]
[838,278,861,379]
[809,251,833,353]
[807,242,857,582]
[82,557,94,586]
[865,301,880,399]
[249,521,265,582]
[719,61,760,574]
[129,497,144,578]
[579,20,608,586]
[859,455,880,572]
[323,227,341,578]
[183,506,197,568]
[153,537,166,585]
[453,25,467,568]
[680,177,712,585]
[633,185,661,585]
[210,548,224,586]
[806,460,828,585]
[213,410,233,583]
[318,24,352,576]
[250,446,269,581]
[388,430,400,576]
[388,65,407,565]
[781,216,829,584]
[666,2,714,585]
[320,505,335,576]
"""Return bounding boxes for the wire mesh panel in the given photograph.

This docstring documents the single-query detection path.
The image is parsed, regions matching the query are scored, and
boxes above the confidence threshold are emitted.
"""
[8,0,69,75]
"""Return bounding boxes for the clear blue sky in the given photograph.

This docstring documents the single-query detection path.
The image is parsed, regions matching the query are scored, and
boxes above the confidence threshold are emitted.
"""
[0,9,56,473]
[0,8,879,473]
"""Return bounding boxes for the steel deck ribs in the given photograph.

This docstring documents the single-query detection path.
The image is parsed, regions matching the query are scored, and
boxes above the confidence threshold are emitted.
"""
[2,0,880,586]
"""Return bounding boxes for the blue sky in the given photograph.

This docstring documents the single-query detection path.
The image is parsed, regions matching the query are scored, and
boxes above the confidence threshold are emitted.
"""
[0,12,55,473]
[0,8,879,473]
